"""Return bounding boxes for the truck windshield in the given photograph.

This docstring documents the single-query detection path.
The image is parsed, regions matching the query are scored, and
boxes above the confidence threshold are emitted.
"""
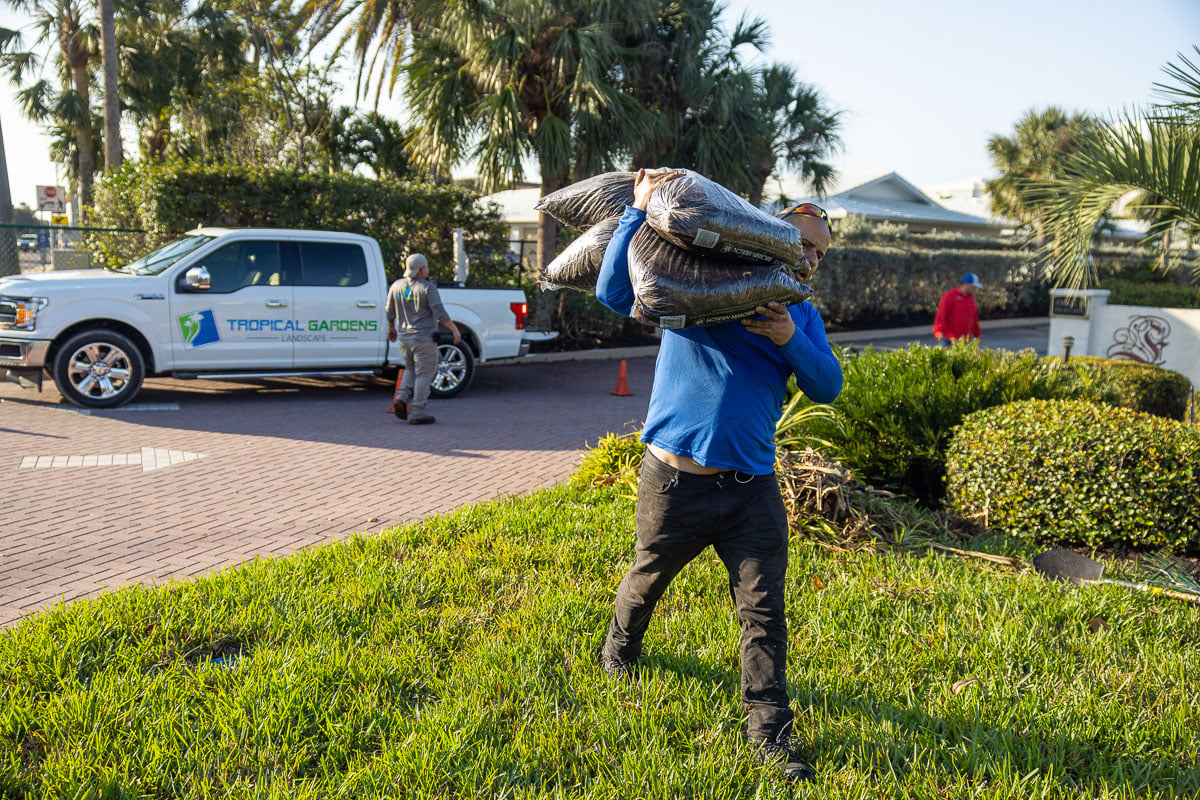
[114,235,215,275]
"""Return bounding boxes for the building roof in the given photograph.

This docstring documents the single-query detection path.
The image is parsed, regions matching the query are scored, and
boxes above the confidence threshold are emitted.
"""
[483,172,1014,233]
[921,177,1009,224]
[777,172,1004,232]
[479,187,541,224]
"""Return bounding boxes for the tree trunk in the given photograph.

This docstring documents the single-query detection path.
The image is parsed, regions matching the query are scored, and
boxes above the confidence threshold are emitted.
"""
[1159,227,1172,272]
[747,154,774,207]
[99,0,122,171]
[68,44,95,217]
[0,116,18,277]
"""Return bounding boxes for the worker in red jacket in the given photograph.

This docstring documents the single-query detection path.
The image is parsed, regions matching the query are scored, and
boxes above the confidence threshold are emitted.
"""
[933,273,983,342]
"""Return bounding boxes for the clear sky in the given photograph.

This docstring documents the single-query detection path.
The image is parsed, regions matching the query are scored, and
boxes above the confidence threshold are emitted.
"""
[723,0,1199,187]
[2,0,1198,209]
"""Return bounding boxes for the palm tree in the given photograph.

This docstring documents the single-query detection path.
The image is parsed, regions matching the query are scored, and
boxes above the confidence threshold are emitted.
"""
[0,70,17,277]
[404,0,659,284]
[1,0,99,214]
[1039,49,1200,288]
[655,14,768,195]
[345,111,415,178]
[99,0,121,170]
[745,63,841,206]
[153,3,259,162]
[296,0,413,105]
[618,2,839,205]
[117,0,201,159]
[619,0,736,170]
[984,107,1097,243]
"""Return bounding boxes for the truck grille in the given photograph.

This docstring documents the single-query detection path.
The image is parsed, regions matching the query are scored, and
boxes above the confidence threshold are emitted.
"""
[0,298,15,326]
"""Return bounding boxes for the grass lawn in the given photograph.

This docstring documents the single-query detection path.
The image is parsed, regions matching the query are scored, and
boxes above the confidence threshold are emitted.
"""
[2,484,1198,798]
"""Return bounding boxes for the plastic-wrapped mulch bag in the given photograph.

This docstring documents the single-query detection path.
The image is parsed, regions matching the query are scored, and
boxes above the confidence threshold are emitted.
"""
[539,217,619,292]
[628,226,812,329]
[646,169,807,267]
[534,172,636,231]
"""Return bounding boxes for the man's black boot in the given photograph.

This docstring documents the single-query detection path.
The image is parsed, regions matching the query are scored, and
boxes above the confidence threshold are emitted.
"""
[598,648,638,679]
[755,737,816,782]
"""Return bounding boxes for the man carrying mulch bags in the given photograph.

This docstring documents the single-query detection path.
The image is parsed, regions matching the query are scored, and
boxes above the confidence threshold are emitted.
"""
[595,169,843,782]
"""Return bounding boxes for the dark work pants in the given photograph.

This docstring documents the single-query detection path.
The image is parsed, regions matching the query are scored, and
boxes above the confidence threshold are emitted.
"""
[603,449,794,742]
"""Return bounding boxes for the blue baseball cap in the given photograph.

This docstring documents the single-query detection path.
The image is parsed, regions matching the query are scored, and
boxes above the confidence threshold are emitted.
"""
[961,273,983,288]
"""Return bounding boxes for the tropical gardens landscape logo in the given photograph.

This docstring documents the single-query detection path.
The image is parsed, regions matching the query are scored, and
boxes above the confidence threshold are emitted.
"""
[178,310,221,349]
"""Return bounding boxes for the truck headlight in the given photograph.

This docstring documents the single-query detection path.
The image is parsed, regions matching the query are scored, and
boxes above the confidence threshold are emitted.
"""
[0,296,49,331]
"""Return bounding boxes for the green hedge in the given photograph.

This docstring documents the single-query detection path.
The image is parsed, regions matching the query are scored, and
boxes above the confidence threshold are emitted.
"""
[946,399,1200,552]
[1103,279,1200,309]
[791,342,1118,504]
[1062,357,1193,420]
[812,245,1043,326]
[87,162,508,284]
[809,222,1155,327]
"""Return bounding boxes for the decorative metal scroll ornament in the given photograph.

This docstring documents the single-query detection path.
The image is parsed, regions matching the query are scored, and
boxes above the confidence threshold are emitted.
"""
[1105,315,1171,365]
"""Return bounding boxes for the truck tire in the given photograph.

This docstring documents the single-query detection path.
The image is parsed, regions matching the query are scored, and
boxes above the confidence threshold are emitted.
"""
[430,340,475,398]
[53,329,145,408]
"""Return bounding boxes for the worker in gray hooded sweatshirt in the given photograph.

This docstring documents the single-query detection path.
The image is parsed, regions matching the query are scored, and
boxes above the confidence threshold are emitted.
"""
[387,253,461,425]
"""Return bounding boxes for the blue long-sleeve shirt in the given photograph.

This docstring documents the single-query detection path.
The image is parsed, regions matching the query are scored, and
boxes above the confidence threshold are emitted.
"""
[597,206,842,475]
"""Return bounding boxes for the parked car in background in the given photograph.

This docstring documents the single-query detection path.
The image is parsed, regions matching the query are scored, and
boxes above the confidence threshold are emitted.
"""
[0,228,552,407]
[17,234,38,252]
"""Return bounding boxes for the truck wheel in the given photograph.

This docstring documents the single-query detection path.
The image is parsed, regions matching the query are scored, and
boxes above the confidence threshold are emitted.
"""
[53,329,145,408]
[430,340,475,398]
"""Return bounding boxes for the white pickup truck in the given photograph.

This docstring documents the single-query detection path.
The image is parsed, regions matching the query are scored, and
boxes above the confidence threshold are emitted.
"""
[0,228,547,408]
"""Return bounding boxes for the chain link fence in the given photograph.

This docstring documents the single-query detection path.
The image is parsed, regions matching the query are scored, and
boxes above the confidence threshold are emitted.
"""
[0,223,119,276]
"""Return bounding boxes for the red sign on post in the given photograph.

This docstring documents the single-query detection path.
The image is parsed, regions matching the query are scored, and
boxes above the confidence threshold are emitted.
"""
[36,185,66,214]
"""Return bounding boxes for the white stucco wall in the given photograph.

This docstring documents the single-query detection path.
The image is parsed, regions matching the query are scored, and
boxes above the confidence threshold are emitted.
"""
[1048,289,1200,388]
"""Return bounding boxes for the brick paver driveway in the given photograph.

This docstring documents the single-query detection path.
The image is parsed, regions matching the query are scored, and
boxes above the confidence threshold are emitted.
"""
[0,356,655,627]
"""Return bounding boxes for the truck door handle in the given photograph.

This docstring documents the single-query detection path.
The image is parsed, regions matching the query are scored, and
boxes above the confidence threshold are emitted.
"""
[356,301,377,308]
[265,300,288,308]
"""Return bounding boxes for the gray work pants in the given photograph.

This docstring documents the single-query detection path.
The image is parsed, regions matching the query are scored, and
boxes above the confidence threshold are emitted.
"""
[603,449,794,743]
[396,335,440,412]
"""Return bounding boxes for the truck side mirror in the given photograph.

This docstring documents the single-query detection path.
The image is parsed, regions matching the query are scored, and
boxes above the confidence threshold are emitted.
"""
[184,266,211,291]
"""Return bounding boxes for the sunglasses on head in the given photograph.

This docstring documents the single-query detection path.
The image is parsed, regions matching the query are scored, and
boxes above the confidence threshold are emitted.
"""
[777,202,832,230]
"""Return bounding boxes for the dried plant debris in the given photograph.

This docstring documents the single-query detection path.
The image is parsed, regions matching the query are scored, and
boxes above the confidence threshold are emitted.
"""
[775,448,976,550]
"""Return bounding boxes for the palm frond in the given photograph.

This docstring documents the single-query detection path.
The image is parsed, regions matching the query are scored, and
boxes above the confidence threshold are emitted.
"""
[16,78,54,120]
[1038,113,1200,288]
[0,25,22,55]
[300,0,414,103]
[728,13,769,52]
[1153,45,1200,119]
[775,392,839,454]
[531,110,572,182]
[472,85,532,192]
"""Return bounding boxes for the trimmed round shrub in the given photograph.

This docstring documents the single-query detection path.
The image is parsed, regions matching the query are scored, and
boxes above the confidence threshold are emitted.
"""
[946,399,1200,552]
[1060,357,1193,420]
[795,342,1120,505]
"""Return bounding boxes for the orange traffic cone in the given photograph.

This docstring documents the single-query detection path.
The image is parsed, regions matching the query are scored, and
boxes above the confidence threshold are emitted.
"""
[610,359,634,396]
[387,368,406,412]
